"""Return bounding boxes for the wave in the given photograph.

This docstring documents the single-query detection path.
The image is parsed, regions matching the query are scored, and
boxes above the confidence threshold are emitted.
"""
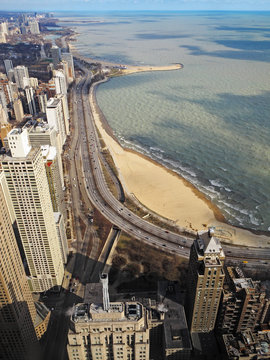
[116,133,266,231]
[209,179,225,188]
[150,146,165,153]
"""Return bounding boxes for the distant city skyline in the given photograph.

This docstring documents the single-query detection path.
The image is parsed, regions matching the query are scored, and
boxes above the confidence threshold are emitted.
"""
[0,0,270,12]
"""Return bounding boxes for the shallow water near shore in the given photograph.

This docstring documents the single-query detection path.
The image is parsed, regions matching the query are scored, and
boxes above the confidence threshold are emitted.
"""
[59,11,270,232]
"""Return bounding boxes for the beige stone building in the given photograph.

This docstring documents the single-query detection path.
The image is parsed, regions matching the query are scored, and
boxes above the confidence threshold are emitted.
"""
[67,301,150,360]
[186,229,225,333]
[1,128,64,292]
[0,172,39,359]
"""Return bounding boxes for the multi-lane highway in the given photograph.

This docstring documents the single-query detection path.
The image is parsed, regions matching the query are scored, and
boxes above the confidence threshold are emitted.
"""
[73,61,270,264]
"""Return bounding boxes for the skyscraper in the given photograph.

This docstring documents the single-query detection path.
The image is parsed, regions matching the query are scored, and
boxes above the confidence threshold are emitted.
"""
[25,87,37,115]
[0,22,8,34]
[61,52,75,82]
[29,21,40,35]
[216,267,266,334]
[46,97,67,149]
[43,145,66,216]
[37,92,47,113]
[14,66,29,90]
[13,98,24,122]
[0,171,39,360]
[56,93,70,136]
[186,229,225,333]
[1,128,64,292]
[4,59,13,75]
[54,70,67,95]
[26,120,64,188]
[51,45,61,67]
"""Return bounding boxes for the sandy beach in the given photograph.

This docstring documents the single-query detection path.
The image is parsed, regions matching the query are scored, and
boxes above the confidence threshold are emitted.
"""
[67,37,270,248]
[88,80,270,249]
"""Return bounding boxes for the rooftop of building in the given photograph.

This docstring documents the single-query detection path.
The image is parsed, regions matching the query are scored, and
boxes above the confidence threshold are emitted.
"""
[84,282,103,304]
[234,278,255,290]
[197,229,224,255]
[9,128,22,135]
[223,330,270,359]
[22,118,50,132]
[41,144,50,157]
[34,301,50,327]
[46,146,56,161]
[47,97,61,108]
[1,146,40,162]
[72,301,144,324]
[225,267,262,294]
[158,281,192,351]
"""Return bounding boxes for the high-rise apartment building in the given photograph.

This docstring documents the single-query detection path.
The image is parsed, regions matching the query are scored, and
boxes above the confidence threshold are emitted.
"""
[186,229,225,333]
[0,22,8,34]
[216,267,266,334]
[54,70,67,95]
[14,66,29,90]
[23,77,38,89]
[0,103,8,124]
[42,145,66,219]
[37,92,47,113]
[1,128,64,292]
[46,97,67,149]
[4,59,13,75]
[0,172,39,360]
[26,120,64,187]
[0,78,14,105]
[56,93,70,136]
[61,52,75,82]
[25,87,37,115]
[51,45,61,67]
[13,98,24,122]
[29,21,40,35]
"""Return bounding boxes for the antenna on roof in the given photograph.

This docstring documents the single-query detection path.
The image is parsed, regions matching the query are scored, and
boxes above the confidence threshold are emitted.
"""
[100,273,110,312]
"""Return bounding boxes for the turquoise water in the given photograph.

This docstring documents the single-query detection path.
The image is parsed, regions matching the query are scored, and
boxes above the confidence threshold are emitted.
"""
[58,11,270,231]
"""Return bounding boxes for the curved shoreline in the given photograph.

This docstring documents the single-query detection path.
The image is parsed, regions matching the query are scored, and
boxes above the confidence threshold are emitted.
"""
[94,84,225,224]
[63,35,270,247]
[89,78,270,248]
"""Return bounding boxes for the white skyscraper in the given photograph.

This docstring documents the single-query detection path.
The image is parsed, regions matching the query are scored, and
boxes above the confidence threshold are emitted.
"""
[14,65,29,89]
[1,128,64,292]
[54,70,67,95]
[46,97,67,149]
[26,120,64,187]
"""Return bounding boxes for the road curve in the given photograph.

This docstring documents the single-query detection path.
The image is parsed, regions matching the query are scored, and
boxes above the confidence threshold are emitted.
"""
[73,61,270,264]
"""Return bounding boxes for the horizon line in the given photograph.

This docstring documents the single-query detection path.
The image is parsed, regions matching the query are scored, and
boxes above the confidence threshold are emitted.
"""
[1,9,270,13]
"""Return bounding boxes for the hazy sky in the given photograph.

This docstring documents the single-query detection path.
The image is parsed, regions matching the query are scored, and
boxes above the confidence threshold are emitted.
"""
[0,0,270,11]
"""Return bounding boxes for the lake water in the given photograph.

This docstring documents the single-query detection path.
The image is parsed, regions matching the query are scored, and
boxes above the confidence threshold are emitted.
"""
[58,11,270,232]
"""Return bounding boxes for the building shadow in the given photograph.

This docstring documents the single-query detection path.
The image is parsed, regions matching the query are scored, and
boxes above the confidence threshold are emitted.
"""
[0,301,41,360]
[39,252,106,360]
